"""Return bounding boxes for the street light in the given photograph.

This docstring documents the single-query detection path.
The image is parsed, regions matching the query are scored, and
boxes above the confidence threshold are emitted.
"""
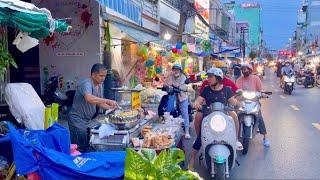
[164,32,171,41]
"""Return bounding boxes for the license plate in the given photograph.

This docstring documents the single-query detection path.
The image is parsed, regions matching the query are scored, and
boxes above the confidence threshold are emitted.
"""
[287,83,292,85]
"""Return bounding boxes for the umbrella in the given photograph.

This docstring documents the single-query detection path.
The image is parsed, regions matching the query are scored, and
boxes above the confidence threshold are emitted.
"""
[0,0,70,39]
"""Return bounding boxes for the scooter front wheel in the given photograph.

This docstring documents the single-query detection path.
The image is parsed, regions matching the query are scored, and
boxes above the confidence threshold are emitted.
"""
[242,126,251,155]
[214,162,226,180]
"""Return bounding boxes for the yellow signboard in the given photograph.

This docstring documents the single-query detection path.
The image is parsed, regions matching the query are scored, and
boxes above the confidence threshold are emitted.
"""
[131,92,141,110]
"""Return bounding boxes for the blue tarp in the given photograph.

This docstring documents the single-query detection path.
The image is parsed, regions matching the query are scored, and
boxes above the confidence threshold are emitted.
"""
[194,47,240,57]
[0,123,125,180]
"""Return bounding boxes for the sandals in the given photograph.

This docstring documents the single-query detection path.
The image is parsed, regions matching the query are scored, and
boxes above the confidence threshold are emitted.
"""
[237,141,244,151]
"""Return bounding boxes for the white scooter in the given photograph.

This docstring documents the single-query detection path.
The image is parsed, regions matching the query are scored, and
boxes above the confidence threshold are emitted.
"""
[283,73,295,95]
[237,91,272,155]
[199,102,237,179]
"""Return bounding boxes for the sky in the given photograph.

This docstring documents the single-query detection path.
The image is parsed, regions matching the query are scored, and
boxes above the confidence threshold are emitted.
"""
[224,0,301,50]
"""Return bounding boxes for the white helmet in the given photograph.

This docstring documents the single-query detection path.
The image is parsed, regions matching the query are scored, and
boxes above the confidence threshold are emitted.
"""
[207,67,223,79]
[241,63,253,71]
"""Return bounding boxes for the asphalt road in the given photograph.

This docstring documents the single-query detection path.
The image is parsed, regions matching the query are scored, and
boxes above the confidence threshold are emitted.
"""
[184,68,320,179]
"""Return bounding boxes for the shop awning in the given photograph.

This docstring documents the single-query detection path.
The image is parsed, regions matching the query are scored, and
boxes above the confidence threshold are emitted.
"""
[111,22,159,43]
[0,0,70,39]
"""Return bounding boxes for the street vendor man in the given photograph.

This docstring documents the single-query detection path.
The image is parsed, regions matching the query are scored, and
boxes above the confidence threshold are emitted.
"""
[68,63,118,152]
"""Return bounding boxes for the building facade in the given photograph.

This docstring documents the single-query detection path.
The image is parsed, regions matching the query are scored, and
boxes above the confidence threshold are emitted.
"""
[225,1,262,54]
[305,0,320,54]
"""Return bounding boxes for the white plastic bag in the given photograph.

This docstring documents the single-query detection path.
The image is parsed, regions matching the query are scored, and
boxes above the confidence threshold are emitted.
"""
[12,32,39,53]
[5,83,45,129]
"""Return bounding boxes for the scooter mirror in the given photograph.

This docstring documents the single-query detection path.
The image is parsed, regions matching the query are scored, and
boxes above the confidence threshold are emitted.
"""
[236,89,243,96]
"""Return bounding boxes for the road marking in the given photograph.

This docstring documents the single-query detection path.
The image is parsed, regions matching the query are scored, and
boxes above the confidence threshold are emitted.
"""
[279,95,285,99]
[312,123,320,131]
[290,105,300,111]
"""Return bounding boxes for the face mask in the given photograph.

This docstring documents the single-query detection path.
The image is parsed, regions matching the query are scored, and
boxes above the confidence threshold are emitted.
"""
[174,72,180,77]
[242,71,250,77]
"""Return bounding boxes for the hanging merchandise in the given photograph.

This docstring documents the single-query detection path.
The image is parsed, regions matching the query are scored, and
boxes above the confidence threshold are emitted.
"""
[149,49,157,58]
[201,40,212,52]
[166,45,172,52]
[176,42,182,50]
[145,58,155,67]
[160,50,166,56]
[155,56,162,74]
[130,75,139,89]
[13,31,39,52]
[147,67,155,79]
[172,48,178,54]
[182,44,188,52]
[135,58,146,80]
[137,46,149,57]
[155,66,162,74]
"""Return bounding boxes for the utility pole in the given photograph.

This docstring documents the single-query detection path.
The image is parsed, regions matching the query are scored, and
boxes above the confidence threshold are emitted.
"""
[240,27,247,62]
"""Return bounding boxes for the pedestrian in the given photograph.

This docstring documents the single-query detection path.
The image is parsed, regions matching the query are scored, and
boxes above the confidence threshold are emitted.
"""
[232,59,242,81]
[111,69,122,101]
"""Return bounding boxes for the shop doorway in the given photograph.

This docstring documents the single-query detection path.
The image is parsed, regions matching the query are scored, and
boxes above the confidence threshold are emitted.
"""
[7,27,41,94]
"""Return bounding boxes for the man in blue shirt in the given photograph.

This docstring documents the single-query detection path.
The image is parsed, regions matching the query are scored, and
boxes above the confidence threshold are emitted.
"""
[68,63,118,152]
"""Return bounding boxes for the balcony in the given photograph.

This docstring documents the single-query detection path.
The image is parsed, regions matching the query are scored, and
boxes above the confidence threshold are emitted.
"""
[99,0,142,25]
[213,24,229,41]
[162,0,181,10]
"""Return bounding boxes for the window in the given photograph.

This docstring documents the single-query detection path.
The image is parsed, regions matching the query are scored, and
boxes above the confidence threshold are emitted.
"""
[163,0,181,10]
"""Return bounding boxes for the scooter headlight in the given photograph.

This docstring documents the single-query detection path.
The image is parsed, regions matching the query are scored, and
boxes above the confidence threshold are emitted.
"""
[257,66,263,73]
[210,114,227,132]
[289,77,295,83]
[242,91,257,100]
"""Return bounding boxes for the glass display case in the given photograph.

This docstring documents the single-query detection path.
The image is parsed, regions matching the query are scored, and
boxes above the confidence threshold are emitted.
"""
[111,88,142,111]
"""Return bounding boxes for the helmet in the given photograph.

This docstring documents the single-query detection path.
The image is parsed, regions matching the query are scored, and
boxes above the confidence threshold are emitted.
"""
[241,63,253,71]
[285,60,290,64]
[172,64,182,71]
[207,67,224,79]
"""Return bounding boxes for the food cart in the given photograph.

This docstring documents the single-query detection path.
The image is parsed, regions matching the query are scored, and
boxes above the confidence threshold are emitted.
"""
[89,87,184,152]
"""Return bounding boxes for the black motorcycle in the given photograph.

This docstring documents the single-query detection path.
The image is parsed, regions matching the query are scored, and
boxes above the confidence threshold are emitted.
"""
[158,83,193,122]
[303,70,315,88]
[295,68,305,86]
[41,76,75,109]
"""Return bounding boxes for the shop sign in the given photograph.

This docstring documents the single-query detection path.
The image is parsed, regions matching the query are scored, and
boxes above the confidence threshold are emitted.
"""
[56,52,85,57]
[194,0,209,24]
[194,0,209,40]
[194,16,209,40]
[241,3,260,8]
[150,42,164,51]
[131,92,141,110]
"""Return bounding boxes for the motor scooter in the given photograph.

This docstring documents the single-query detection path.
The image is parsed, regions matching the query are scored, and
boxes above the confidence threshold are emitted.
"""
[303,70,315,88]
[158,79,193,122]
[237,91,272,155]
[41,76,75,110]
[199,102,238,179]
[296,68,305,85]
[283,73,295,95]
[255,65,265,80]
